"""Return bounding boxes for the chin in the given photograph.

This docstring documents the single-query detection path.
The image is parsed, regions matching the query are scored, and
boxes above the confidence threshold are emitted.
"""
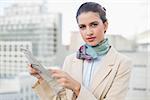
[87,42,98,46]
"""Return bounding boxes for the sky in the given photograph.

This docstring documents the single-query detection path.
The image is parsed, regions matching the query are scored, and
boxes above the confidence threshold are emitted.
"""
[0,0,149,45]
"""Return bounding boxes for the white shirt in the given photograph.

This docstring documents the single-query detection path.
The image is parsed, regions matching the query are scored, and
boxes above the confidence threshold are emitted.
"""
[83,56,103,89]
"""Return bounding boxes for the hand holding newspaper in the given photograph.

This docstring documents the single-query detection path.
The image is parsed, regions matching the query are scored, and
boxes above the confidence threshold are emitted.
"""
[21,48,63,95]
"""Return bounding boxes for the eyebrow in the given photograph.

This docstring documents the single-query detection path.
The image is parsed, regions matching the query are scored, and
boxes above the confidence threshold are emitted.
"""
[79,21,99,26]
[89,21,99,25]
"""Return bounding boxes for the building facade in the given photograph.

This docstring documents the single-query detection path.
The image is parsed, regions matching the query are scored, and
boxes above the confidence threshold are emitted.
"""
[136,30,150,52]
[0,3,66,67]
[0,73,39,100]
[0,41,32,78]
[0,2,67,100]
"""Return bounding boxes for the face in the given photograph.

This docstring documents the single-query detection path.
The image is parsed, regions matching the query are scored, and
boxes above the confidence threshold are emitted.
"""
[77,11,108,46]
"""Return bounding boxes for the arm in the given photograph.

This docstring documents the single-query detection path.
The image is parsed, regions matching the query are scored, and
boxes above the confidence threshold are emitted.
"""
[29,65,67,100]
[32,78,68,100]
[32,80,56,100]
[32,58,132,100]
[31,55,81,100]
[62,55,98,100]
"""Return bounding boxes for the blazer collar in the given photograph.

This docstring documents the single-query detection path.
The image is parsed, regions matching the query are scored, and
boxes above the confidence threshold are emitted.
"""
[71,46,117,91]
[102,46,117,66]
[90,46,117,92]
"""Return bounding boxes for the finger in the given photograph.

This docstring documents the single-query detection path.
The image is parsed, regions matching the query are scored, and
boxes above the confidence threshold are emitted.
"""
[29,65,39,72]
[28,67,39,76]
[29,64,32,67]
[34,74,42,79]
[51,69,66,77]
[57,77,68,83]
[57,78,70,88]
[51,73,62,79]
[28,64,32,70]
[50,69,60,74]
[30,73,42,79]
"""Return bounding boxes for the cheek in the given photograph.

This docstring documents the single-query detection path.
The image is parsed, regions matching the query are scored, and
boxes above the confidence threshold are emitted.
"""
[95,28,105,39]
[80,32,86,41]
[95,25,105,34]
[96,26,104,32]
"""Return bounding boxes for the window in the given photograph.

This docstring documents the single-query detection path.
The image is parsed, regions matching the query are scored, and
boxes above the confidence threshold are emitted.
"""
[15,45,17,51]
[133,87,146,91]
[134,65,147,68]
[9,45,12,51]
[26,87,29,92]
[26,96,29,100]
[20,88,23,93]
[4,45,6,51]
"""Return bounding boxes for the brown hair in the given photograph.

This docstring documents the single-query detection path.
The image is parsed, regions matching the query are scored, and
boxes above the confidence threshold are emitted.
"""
[76,2,107,23]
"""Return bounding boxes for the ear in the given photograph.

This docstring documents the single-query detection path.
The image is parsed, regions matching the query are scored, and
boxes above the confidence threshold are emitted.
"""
[103,21,108,33]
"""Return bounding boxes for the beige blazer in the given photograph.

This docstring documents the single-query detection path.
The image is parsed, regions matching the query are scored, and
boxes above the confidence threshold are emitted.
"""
[32,47,132,100]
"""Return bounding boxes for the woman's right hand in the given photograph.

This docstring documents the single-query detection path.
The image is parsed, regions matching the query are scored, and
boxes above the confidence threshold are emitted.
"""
[28,64,43,82]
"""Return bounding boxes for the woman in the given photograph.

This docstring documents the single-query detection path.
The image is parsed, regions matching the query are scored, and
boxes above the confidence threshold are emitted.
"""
[29,2,132,100]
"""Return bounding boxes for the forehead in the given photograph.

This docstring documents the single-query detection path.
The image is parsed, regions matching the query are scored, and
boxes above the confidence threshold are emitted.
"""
[77,12,100,24]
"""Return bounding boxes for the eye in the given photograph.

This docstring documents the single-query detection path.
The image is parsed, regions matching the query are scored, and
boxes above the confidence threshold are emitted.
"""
[91,23,98,27]
[79,25,86,30]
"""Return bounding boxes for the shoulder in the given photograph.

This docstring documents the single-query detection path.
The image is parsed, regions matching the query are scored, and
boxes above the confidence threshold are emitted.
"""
[110,46,131,63]
[117,52,131,63]
[117,51,132,66]
[112,48,132,72]
[64,53,77,62]
[62,52,78,71]
[107,46,132,73]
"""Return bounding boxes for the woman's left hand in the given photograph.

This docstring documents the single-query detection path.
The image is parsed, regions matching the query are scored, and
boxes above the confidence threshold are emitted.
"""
[51,69,81,96]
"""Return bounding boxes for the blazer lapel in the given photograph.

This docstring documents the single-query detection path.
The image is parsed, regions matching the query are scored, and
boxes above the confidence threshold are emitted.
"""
[91,47,117,92]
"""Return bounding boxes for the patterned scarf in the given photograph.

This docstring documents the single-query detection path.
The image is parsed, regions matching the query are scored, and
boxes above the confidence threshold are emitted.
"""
[76,38,110,60]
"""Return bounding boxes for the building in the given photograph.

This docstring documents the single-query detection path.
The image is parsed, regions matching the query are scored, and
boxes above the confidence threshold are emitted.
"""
[69,31,85,53]
[136,30,150,51]
[0,2,67,99]
[106,34,136,52]
[0,73,39,100]
[0,2,67,67]
[122,51,149,100]
[0,41,32,78]
[135,30,150,99]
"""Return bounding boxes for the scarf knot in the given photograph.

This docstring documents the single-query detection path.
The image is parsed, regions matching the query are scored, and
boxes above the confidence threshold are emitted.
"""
[76,38,110,61]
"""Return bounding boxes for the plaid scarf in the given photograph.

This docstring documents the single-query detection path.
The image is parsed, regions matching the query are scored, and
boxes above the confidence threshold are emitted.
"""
[76,38,110,61]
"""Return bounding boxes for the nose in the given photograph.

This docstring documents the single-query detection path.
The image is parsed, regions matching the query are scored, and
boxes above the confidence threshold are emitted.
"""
[86,27,93,35]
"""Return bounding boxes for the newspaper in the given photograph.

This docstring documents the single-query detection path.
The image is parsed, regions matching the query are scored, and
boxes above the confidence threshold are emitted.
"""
[21,48,63,95]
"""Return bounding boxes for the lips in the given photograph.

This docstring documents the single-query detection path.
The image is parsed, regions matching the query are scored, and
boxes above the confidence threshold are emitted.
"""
[86,37,96,41]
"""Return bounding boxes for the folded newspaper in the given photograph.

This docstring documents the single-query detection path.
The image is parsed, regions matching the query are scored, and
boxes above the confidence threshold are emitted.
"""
[21,48,63,95]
